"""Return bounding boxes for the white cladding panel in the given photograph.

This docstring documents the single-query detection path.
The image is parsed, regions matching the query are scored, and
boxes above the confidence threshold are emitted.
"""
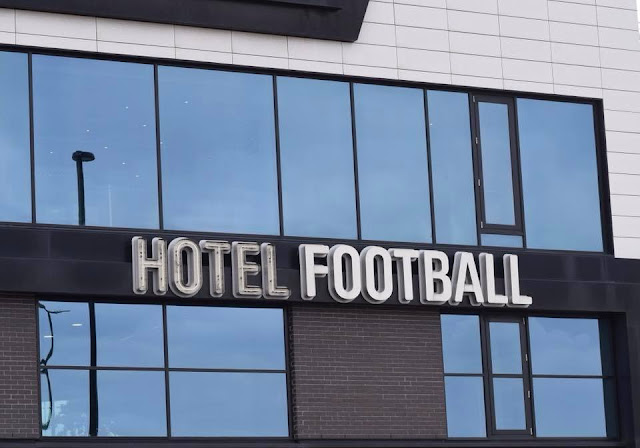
[1,0,640,258]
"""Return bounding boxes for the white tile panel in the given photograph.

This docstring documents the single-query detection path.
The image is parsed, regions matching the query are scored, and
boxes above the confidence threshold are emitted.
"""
[604,89,640,113]
[598,27,640,51]
[553,84,603,98]
[597,6,638,30]
[608,152,640,175]
[0,8,14,33]
[232,53,289,69]
[397,47,450,72]
[447,0,498,15]
[550,21,599,46]
[597,0,636,9]
[504,79,555,94]
[551,42,601,66]
[548,1,598,25]
[289,59,343,74]
[342,42,397,68]
[287,38,342,63]
[175,48,232,64]
[500,16,550,41]
[552,64,602,88]
[605,110,640,133]
[503,59,554,83]
[394,4,448,29]
[602,68,640,92]
[447,10,500,35]
[18,33,97,52]
[396,26,449,51]
[97,40,173,58]
[399,69,452,84]
[613,216,640,237]
[611,194,640,216]
[451,74,504,89]
[0,30,13,44]
[498,0,548,20]
[16,10,96,39]
[449,32,501,57]
[363,1,395,24]
[606,131,640,154]
[231,32,288,58]
[501,37,552,62]
[614,237,640,259]
[357,22,397,46]
[343,64,399,79]
[600,48,640,71]
[450,53,503,78]
[97,18,174,47]
[174,26,232,53]
[610,173,640,195]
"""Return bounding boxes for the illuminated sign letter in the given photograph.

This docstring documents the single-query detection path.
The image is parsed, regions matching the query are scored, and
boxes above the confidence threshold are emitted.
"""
[328,244,361,303]
[299,244,330,301]
[261,243,291,300]
[132,237,168,295]
[504,254,532,307]
[419,250,452,305]
[451,252,485,306]
[479,253,508,307]
[389,248,418,304]
[168,238,203,298]
[232,242,262,299]
[361,246,393,304]
[199,240,231,298]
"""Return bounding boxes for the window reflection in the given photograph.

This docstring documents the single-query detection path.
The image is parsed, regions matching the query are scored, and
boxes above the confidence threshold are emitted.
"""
[518,99,603,251]
[277,77,357,239]
[493,378,526,430]
[441,314,482,374]
[444,376,486,437]
[0,51,31,223]
[95,304,164,367]
[33,55,159,228]
[159,66,280,235]
[354,83,432,242]
[41,369,88,437]
[489,322,522,375]
[170,372,288,437]
[427,91,478,246]
[167,306,285,370]
[97,371,167,436]
[39,301,89,367]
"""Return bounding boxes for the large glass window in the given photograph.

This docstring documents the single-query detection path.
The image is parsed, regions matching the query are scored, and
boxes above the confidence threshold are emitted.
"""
[427,91,478,246]
[32,56,159,228]
[277,76,357,239]
[442,314,617,439]
[159,66,280,235]
[529,317,615,437]
[354,83,432,243]
[518,99,603,251]
[0,51,31,223]
[38,301,288,438]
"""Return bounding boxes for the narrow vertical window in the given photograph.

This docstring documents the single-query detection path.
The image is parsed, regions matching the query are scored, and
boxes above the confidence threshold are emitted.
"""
[428,91,478,246]
[0,51,31,223]
[472,96,523,245]
[354,83,432,243]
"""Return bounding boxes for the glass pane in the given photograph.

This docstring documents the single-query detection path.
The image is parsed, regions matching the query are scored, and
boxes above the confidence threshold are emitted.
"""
[39,301,89,367]
[478,102,516,225]
[489,322,522,374]
[167,306,285,370]
[278,77,357,239]
[354,84,431,243]
[444,376,486,437]
[481,233,523,248]
[170,372,289,437]
[427,91,477,246]
[41,369,88,436]
[0,51,31,222]
[33,55,159,228]
[159,66,280,234]
[493,378,526,430]
[533,378,607,437]
[441,315,482,374]
[529,317,603,375]
[95,304,164,367]
[517,99,603,251]
[97,370,167,436]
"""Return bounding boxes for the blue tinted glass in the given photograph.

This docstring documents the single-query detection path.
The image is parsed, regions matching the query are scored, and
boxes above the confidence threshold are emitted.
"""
[41,369,88,436]
[33,55,158,228]
[533,378,606,437]
[529,317,602,375]
[493,378,526,430]
[354,84,431,242]
[98,370,167,436]
[517,99,603,251]
[445,376,486,437]
[441,315,482,374]
[95,304,164,367]
[489,322,522,374]
[278,77,357,238]
[159,66,280,234]
[481,234,523,248]
[167,307,285,369]
[170,372,288,437]
[0,51,31,222]
[39,301,89,367]
[478,102,515,225]
[427,91,477,246]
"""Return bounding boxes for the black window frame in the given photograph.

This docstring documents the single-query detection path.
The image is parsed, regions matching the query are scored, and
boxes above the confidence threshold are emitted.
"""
[37,298,292,440]
[0,44,614,256]
[442,312,620,442]
[470,95,526,240]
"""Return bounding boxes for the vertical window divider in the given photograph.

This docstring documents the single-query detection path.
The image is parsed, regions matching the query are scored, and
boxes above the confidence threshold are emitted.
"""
[523,316,536,436]
[88,302,98,437]
[511,100,528,249]
[162,304,172,437]
[349,83,362,240]
[28,52,36,224]
[272,75,285,237]
[283,306,295,439]
[479,315,493,438]
[423,90,437,244]
[468,93,483,246]
[153,64,165,230]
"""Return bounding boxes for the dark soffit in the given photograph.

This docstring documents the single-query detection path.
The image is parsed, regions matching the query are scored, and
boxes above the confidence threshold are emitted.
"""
[0,0,371,42]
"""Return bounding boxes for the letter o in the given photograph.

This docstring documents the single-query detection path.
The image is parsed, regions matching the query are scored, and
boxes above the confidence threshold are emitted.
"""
[328,245,362,303]
[361,246,393,304]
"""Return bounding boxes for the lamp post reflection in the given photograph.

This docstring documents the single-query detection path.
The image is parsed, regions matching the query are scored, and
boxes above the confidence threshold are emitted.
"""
[71,151,95,226]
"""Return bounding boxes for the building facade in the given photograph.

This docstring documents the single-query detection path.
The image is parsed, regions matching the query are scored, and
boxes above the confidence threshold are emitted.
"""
[0,0,638,446]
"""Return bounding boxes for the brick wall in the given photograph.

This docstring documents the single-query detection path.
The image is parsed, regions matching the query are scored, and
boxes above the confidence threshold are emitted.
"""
[289,306,446,439]
[0,297,39,438]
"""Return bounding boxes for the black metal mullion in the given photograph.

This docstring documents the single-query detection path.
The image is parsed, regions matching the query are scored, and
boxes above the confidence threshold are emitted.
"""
[162,304,172,437]
[349,82,362,240]
[272,75,285,237]
[28,52,36,224]
[423,89,437,244]
[88,302,98,437]
[153,64,165,230]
